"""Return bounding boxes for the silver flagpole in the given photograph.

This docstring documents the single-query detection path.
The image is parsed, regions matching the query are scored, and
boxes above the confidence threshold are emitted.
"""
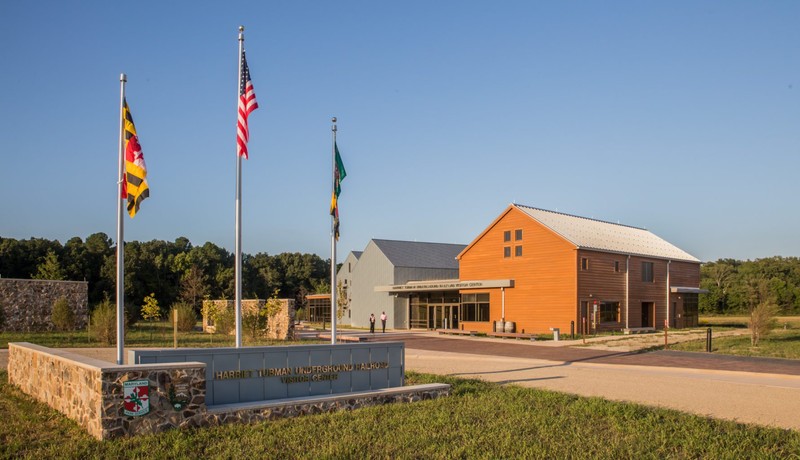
[235,26,244,348]
[330,117,337,345]
[116,73,127,365]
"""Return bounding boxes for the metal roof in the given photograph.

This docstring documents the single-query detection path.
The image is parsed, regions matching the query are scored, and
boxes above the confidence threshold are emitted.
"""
[514,204,700,262]
[371,239,466,269]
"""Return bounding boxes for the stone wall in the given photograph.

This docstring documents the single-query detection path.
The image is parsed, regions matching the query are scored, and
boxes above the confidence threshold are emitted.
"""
[202,298,295,340]
[8,342,450,440]
[8,343,206,439]
[0,278,88,331]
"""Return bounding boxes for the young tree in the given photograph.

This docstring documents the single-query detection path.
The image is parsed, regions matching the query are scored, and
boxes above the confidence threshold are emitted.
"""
[141,293,162,322]
[33,249,66,280]
[746,276,779,346]
[180,264,208,312]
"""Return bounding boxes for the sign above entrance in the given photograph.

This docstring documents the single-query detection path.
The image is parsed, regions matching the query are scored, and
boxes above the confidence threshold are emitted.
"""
[375,279,513,293]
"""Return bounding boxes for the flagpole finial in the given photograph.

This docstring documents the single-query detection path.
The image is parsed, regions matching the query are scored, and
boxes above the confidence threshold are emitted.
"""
[332,117,337,132]
[239,25,244,32]
[120,73,127,82]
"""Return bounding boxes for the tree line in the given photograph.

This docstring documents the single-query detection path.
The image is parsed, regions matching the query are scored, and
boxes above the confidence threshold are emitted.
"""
[0,234,331,318]
[3,234,799,318]
[700,257,800,315]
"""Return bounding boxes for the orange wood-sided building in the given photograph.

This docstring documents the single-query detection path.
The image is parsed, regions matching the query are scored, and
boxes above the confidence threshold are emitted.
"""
[456,204,703,334]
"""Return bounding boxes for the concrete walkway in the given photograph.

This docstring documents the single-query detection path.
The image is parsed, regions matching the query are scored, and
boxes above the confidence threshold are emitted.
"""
[405,348,800,431]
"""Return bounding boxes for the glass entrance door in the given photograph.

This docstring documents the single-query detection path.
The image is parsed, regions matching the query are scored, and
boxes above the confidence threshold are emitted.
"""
[428,304,458,329]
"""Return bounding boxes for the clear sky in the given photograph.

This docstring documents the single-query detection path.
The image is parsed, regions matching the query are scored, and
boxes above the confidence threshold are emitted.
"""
[1,1,798,263]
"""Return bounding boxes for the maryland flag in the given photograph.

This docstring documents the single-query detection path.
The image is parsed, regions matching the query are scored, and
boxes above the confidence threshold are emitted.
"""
[121,99,149,217]
[330,142,347,240]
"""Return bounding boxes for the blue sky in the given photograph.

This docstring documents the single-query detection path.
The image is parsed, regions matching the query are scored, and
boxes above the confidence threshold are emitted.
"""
[1,1,798,262]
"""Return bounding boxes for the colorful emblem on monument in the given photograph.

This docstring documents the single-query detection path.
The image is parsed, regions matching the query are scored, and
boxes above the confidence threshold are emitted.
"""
[167,377,191,411]
[123,380,150,416]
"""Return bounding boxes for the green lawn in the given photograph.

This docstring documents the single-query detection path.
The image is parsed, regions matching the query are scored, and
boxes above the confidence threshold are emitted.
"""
[1,370,799,459]
[0,322,320,349]
[671,328,800,360]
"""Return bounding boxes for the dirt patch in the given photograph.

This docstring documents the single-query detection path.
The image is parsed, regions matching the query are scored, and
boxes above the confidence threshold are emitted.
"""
[580,329,749,352]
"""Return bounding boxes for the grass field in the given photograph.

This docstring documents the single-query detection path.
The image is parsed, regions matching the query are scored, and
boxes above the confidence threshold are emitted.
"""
[0,321,322,349]
[1,371,799,459]
[665,316,800,360]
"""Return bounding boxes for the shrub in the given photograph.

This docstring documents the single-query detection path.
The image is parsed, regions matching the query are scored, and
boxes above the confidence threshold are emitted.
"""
[0,302,5,330]
[750,301,779,346]
[170,302,197,332]
[91,299,118,345]
[214,306,235,335]
[51,296,75,331]
[242,305,266,340]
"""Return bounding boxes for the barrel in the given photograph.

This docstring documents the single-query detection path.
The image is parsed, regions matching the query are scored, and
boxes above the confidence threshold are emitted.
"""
[503,321,516,333]
[494,320,505,332]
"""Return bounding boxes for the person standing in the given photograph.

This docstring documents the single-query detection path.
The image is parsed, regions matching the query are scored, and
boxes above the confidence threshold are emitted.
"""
[380,311,387,333]
[369,313,376,333]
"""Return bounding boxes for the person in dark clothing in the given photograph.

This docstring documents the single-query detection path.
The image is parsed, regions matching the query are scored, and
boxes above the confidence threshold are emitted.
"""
[369,313,376,333]
[380,311,387,333]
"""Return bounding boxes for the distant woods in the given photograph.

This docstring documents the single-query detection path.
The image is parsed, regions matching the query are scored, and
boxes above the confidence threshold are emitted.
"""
[701,257,800,315]
[0,234,331,317]
[3,234,798,317]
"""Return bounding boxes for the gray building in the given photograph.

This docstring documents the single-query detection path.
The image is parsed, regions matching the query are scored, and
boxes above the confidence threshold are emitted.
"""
[337,239,466,330]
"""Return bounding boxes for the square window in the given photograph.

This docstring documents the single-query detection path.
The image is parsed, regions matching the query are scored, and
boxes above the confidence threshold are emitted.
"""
[503,231,511,242]
[503,247,511,258]
[515,245,522,257]
[515,229,523,241]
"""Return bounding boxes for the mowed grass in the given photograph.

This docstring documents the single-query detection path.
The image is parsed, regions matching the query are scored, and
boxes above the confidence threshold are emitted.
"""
[0,322,321,349]
[669,316,800,360]
[671,327,800,360]
[2,371,799,459]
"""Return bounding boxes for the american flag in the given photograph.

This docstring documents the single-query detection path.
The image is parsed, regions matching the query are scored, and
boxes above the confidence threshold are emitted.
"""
[237,50,258,159]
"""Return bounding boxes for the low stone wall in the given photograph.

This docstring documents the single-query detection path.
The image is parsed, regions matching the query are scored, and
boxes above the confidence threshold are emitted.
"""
[0,278,88,331]
[8,343,206,439]
[8,343,449,440]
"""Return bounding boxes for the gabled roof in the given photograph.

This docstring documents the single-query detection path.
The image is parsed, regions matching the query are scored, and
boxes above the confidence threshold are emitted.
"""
[371,239,465,269]
[350,251,363,260]
[514,204,700,262]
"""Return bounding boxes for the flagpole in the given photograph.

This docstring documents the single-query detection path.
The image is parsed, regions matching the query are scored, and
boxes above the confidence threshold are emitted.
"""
[116,73,127,365]
[234,26,244,348]
[330,117,338,345]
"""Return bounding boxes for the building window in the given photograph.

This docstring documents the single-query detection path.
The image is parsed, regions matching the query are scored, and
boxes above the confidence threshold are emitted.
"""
[515,229,523,241]
[581,258,589,270]
[515,245,522,257]
[642,262,654,282]
[460,293,490,322]
[614,261,620,272]
[503,230,511,242]
[504,247,511,258]
[600,301,621,323]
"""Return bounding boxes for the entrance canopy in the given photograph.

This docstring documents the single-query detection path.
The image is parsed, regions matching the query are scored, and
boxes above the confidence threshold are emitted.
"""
[375,279,513,293]
[670,287,709,294]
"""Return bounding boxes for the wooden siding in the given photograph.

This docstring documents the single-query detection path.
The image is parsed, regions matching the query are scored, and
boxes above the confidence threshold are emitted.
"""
[577,250,628,331]
[459,207,577,333]
[668,261,701,328]
[459,207,702,333]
